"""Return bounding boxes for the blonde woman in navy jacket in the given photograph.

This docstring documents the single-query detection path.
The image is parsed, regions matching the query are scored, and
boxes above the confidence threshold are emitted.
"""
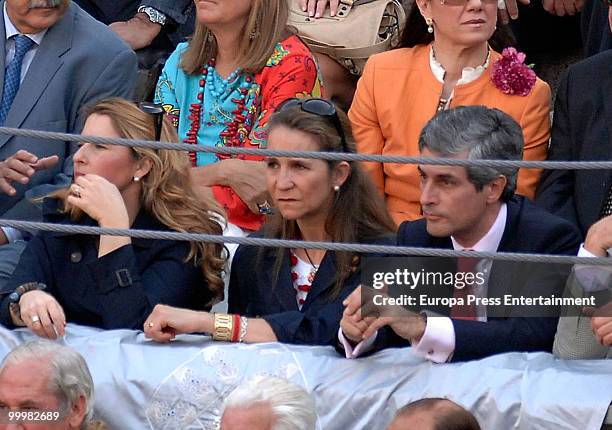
[0,99,225,338]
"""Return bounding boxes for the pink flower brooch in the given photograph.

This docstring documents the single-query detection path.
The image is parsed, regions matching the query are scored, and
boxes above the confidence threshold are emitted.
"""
[491,47,537,97]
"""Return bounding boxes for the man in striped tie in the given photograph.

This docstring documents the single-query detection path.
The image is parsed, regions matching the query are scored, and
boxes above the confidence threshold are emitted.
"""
[0,0,137,290]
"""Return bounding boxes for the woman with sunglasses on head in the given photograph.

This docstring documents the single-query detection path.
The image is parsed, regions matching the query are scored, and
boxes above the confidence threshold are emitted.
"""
[155,0,324,233]
[350,1,551,224]
[144,98,396,346]
[0,98,226,339]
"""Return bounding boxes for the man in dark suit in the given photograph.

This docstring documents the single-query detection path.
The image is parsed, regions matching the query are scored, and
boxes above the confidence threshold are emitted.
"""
[536,4,612,237]
[74,0,194,51]
[0,0,137,289]
[339,106,581,362]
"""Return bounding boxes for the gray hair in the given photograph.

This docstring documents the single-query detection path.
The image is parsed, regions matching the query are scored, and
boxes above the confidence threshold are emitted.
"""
[0,340,94,427]
[418,106,524,202]
[222,376,317,430]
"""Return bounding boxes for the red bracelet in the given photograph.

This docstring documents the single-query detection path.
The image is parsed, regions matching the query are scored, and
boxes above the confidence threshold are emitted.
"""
[231,314,241,343]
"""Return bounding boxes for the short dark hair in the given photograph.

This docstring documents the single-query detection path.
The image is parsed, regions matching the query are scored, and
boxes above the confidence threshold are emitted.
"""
[395,398,481,430]
[418,106,524,202]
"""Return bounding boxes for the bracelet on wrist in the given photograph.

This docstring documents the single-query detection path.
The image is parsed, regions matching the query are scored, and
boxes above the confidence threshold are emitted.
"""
[8,282,46,326]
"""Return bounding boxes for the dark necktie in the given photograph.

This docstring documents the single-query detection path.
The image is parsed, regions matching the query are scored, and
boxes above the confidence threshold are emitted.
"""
[0,35,35,125]
[451,254,480,321]
[600,183,612,218]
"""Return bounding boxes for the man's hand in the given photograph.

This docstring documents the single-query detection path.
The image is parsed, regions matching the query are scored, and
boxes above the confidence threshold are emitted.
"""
[542,0,584,16]
[109,13,162,50]
[222,159,270,214]
[590,302,612,346]
[362,313,427,345]
[300,0,341,18]
[498,0,530,25]
[0,150,58,196]
[584,215,612,257]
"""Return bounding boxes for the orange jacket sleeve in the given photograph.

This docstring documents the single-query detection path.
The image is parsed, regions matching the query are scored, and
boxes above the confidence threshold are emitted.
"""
[516,79,551,200]
[348,56,386,194]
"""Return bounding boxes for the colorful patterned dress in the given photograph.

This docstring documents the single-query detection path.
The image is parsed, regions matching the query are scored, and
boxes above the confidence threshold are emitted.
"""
[155,35,323,230]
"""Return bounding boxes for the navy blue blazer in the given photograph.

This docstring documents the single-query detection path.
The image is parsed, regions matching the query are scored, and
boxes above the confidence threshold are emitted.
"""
[0,199,212,330]
[228,234,394,346]
[369,196,582,362]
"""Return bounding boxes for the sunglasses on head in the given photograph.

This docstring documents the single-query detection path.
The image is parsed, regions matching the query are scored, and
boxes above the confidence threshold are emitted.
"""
[138,102,165,141]
[277,98,350,153]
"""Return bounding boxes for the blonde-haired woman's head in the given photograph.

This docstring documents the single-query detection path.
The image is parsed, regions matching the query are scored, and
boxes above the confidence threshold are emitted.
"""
[67,97,227,304]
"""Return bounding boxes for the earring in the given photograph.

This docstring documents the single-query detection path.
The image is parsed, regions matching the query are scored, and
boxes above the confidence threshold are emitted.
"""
[133,176,140,182]
[426,18,434,34]
[333,185,340,192]
[249,25,259,40]
[206,32,214,43]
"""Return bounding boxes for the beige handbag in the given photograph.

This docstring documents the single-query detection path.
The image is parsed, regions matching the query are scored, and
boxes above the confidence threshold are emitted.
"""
[288,0,407,76]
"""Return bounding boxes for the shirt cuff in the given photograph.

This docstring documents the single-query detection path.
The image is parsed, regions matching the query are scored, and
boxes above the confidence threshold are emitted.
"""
[411,316,455,363]
[1,227,23,243]
[338,327,377,359]
[578,244,597,258]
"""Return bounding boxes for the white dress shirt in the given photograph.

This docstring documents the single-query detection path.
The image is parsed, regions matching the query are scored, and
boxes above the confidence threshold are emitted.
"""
[1,4,47,243]
[341,204,508,363]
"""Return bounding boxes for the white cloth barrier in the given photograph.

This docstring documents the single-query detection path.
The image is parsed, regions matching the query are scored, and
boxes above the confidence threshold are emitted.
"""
[0,325,610,430]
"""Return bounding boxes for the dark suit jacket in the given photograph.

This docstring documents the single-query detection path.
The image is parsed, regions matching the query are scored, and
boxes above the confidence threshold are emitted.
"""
[0,1,137,222]
[228,234,394,346]
[74,0,194,47]
[536,50,612,237]
[0,199,212,330]
[371,196,582,362]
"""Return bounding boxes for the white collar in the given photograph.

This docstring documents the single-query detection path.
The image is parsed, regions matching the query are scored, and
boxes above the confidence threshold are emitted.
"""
[429,46,489,85]
[451,203,507,252]
[4,3,47,44]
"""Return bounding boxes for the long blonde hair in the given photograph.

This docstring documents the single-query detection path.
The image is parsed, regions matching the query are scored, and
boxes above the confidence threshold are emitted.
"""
[55,98,227,304]
[180,0,289,75]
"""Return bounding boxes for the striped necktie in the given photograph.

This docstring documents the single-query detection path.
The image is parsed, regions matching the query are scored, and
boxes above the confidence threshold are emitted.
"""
[0,35,35,125]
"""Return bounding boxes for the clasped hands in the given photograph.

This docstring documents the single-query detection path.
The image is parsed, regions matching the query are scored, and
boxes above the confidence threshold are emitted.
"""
[340,286,426,346]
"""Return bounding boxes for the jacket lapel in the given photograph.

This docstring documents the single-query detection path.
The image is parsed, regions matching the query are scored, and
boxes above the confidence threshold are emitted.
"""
[272,249,300,311]
[0,3,73,148]
[600,61,612,209]
[302,251,337,307]
[0,2,6,103]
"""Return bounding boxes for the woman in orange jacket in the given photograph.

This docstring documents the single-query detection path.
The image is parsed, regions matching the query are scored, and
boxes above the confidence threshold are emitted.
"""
[349,1,550,223]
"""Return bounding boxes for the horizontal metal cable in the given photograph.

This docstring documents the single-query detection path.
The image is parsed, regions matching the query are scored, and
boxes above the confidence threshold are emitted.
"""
[1,126,611,170]
[2,219,611,266]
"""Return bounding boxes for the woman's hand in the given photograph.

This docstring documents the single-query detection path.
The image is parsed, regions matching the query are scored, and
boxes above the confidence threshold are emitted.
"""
[18,290,66,339]
[144,304,213,343]
[66,174,129,228]
[300,0,340,18]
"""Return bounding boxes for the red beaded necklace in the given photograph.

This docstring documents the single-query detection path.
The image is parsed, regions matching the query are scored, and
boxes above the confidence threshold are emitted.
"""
[183,59,257,167]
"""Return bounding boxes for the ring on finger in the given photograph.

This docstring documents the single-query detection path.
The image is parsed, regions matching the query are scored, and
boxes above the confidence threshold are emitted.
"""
[31,315,40,323]
[72,185,81,198]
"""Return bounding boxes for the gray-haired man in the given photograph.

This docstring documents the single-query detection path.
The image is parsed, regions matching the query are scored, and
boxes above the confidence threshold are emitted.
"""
[220,376,316,430]
[0,340,97,429]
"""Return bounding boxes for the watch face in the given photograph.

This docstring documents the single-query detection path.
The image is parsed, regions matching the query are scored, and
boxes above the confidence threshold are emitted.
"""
[9,292,19,303]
